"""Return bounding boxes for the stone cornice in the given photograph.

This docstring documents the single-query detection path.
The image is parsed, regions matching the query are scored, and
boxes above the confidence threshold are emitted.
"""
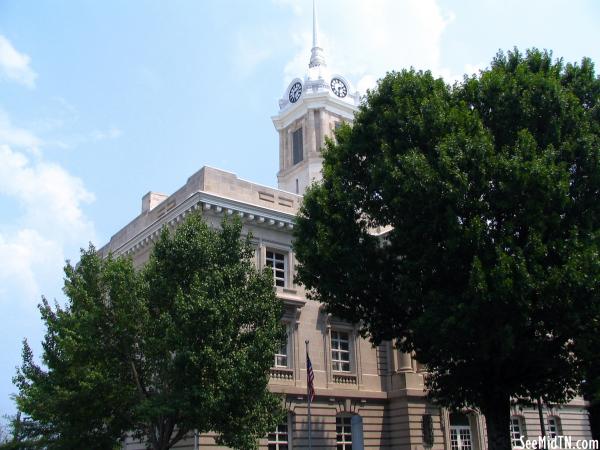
[272,92,358,131]
[108,191,296,258]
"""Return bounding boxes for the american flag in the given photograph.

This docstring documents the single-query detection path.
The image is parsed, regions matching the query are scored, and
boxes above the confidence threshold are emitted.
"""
[306,352,315,402]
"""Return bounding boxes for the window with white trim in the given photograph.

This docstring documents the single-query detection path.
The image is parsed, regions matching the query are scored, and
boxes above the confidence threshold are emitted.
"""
[450,413,473,450]
[266,250,286,287]
[331,330,351,372]
[274,332,288,368]
[510,416,524,447]
[336,415,352,450]
[268,418,289,450]
[547,416,561,438]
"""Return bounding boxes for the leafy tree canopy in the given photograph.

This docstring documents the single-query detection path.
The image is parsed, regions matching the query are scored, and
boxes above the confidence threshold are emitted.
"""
[294,48,600,450]
[13,214,285,450]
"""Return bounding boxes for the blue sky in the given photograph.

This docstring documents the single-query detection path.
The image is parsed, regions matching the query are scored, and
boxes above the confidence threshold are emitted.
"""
[0,0,599,421]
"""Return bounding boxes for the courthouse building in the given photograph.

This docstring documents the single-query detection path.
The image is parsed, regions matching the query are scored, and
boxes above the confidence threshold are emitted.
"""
[100,5,593,449]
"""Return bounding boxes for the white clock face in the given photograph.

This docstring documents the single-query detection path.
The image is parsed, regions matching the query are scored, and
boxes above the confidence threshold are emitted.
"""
[331,78,348,98]
[289,82,303,103]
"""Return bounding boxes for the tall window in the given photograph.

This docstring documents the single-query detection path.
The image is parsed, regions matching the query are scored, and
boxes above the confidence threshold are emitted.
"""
[450,413,472,450]
[268,419,289,450]
[275,332,288,368]
[510,416,524,447]
[547,416,561,438]
[336,416,352,450]
[266,250,286,287]
[422,414,434,447]
[292,128,303,165]
[331,331,351,372]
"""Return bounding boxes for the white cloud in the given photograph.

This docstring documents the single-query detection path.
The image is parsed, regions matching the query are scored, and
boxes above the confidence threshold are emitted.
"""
[0,114,96,304]
[435,62,487,86]
[0,35,37,88]
[275,0,466,92]
[0,144,95,246]
[0,109,42,154]
[0,229,64,301]
[356,74,377,95]
[464,63,485,78]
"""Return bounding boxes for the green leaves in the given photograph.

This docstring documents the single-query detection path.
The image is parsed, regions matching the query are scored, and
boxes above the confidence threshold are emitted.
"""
[12,247,141,449]
[294,48,600,412]
[13,214,285,450]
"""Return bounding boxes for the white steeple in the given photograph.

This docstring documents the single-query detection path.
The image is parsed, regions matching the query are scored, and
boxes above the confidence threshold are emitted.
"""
[309,0,326,68]
[272,0,361,195]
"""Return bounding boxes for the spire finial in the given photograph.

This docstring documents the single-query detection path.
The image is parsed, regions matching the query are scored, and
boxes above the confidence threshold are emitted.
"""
[309,0,326,68]
[312,0,318,48]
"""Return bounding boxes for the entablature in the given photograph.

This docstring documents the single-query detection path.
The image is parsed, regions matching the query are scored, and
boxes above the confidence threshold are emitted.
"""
[101,191,296,259]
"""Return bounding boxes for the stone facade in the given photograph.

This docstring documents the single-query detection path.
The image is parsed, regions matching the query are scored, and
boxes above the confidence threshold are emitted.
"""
[102,4,593,449]
[102,167,592,450]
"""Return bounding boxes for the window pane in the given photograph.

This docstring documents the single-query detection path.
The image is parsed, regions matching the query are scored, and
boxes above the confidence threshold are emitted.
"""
[510,416,522,447]
[336,416,352,449]
[451,429,459,450]
[268,419,289,449]
[332,331,351,372]
[460,429,472,450]
[293,128,303,164]
[547,417,560,438]
[266,250,286,287]
[275,334,288,368]
[275,355,287,367]
[451,426,472,450]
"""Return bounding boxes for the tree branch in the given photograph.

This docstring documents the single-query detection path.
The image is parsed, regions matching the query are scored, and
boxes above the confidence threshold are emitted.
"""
[130,360,148,400]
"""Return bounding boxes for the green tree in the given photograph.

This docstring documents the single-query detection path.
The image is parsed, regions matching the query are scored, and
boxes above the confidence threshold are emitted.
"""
[13,214,285,450]
[293,49,600,450]
[0,414,57,450]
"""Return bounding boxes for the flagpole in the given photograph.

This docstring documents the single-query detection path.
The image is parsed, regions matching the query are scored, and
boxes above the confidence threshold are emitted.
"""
[306,340,312,450]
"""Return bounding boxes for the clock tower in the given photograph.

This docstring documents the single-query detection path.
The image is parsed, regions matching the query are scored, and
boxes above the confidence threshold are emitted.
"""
[272,0,360,195]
